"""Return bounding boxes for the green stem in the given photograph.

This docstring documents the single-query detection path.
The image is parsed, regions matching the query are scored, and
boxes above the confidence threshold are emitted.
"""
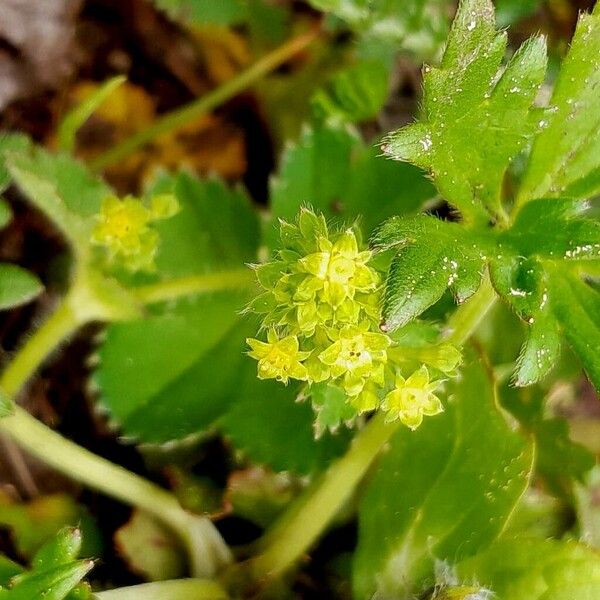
[2,406,188,530]
[91,28,319,171]
[94,579,228,600]
[133,269,254,305]
[444,276,496,346]
[250,412,400,583]
[0,280,243,575]
[246,278,498,584]
[0,302,79,398]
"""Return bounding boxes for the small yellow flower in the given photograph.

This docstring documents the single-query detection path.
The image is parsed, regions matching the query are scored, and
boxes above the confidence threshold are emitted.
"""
[247,330,311,384]
[350,382,380,413]
[381,366,443,429]
[319,324,389,395]
[91,194,178,272]
[298,230,379,308]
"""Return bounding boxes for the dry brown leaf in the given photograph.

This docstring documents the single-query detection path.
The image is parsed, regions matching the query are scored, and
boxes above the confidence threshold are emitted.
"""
[57,80,246,190]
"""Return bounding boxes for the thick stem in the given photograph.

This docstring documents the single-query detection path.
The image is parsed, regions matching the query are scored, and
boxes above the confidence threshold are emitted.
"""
[0,301,79,398]
[0,409,231,576]
[1,407,187,525]
[91,28,319,171]
[250,413,400,582]
[133,269,254,305]
[444,276,496,346]
[0,289,235,575]
[246,279,498,584]
[94,579,228,600]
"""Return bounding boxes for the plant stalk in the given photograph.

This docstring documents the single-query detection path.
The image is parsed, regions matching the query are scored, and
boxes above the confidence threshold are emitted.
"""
[0,301,79,399]
[91,28,319,171]
[251,412,400,583]
[0,277,249,575]
[1,406,188,536]
[444,276,496,346]
[133,269,255,305]
[247,279,498,583]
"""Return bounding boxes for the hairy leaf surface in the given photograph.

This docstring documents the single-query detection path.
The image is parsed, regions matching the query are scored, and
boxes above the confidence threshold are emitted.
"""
[457,538,600,599]
[518,4,600,202]
[382,0,547,222]
[353,358,533,599]
[372,215,488,330]
[268,124,436,245]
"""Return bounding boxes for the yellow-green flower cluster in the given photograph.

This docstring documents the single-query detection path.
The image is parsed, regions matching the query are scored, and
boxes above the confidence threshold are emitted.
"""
[246,209,455,430]
[91,194,179,272]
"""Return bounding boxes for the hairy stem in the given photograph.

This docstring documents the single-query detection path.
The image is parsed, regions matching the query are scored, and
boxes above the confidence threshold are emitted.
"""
[91,28,319,170]
[0,301,79,399]
[250,412,400,583]
[0,275,252,575]
[444,276,496,346]
[94,579,228,600]
[2,406,188,537]
[133,269,255,304]
[246,279,498,584]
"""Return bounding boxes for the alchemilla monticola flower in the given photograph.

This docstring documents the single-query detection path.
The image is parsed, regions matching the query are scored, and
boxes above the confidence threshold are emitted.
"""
[246,208,457,431]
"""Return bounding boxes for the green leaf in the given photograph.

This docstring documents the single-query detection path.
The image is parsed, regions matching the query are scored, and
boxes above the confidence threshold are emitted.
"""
[0,264,43,311]
[372,215,488,330]
[221,373,350,475]
[2,141,111,254]
[353,357,533,599]
[488,254,560,385]
[308,0,450,58]
[500,386,594,496]
[456,538,600,599]
[382,0,547,222]
[549,268,600,391]
[518,5,600,203]
[500,199,600,261]
[311,60,390,124]
[95,291,250,443]
[3,561,93,600]
[268,124,436,245]
[0,198,11,229]
[154,173,259,276]
[57,76,126,153]
[513,313,561,387]
[0,528,93,600]
[32,528,82,570]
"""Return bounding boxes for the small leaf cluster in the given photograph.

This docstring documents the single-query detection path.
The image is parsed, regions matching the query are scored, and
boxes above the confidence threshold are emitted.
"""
[0,528,92,600]
[247,208,461,431]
